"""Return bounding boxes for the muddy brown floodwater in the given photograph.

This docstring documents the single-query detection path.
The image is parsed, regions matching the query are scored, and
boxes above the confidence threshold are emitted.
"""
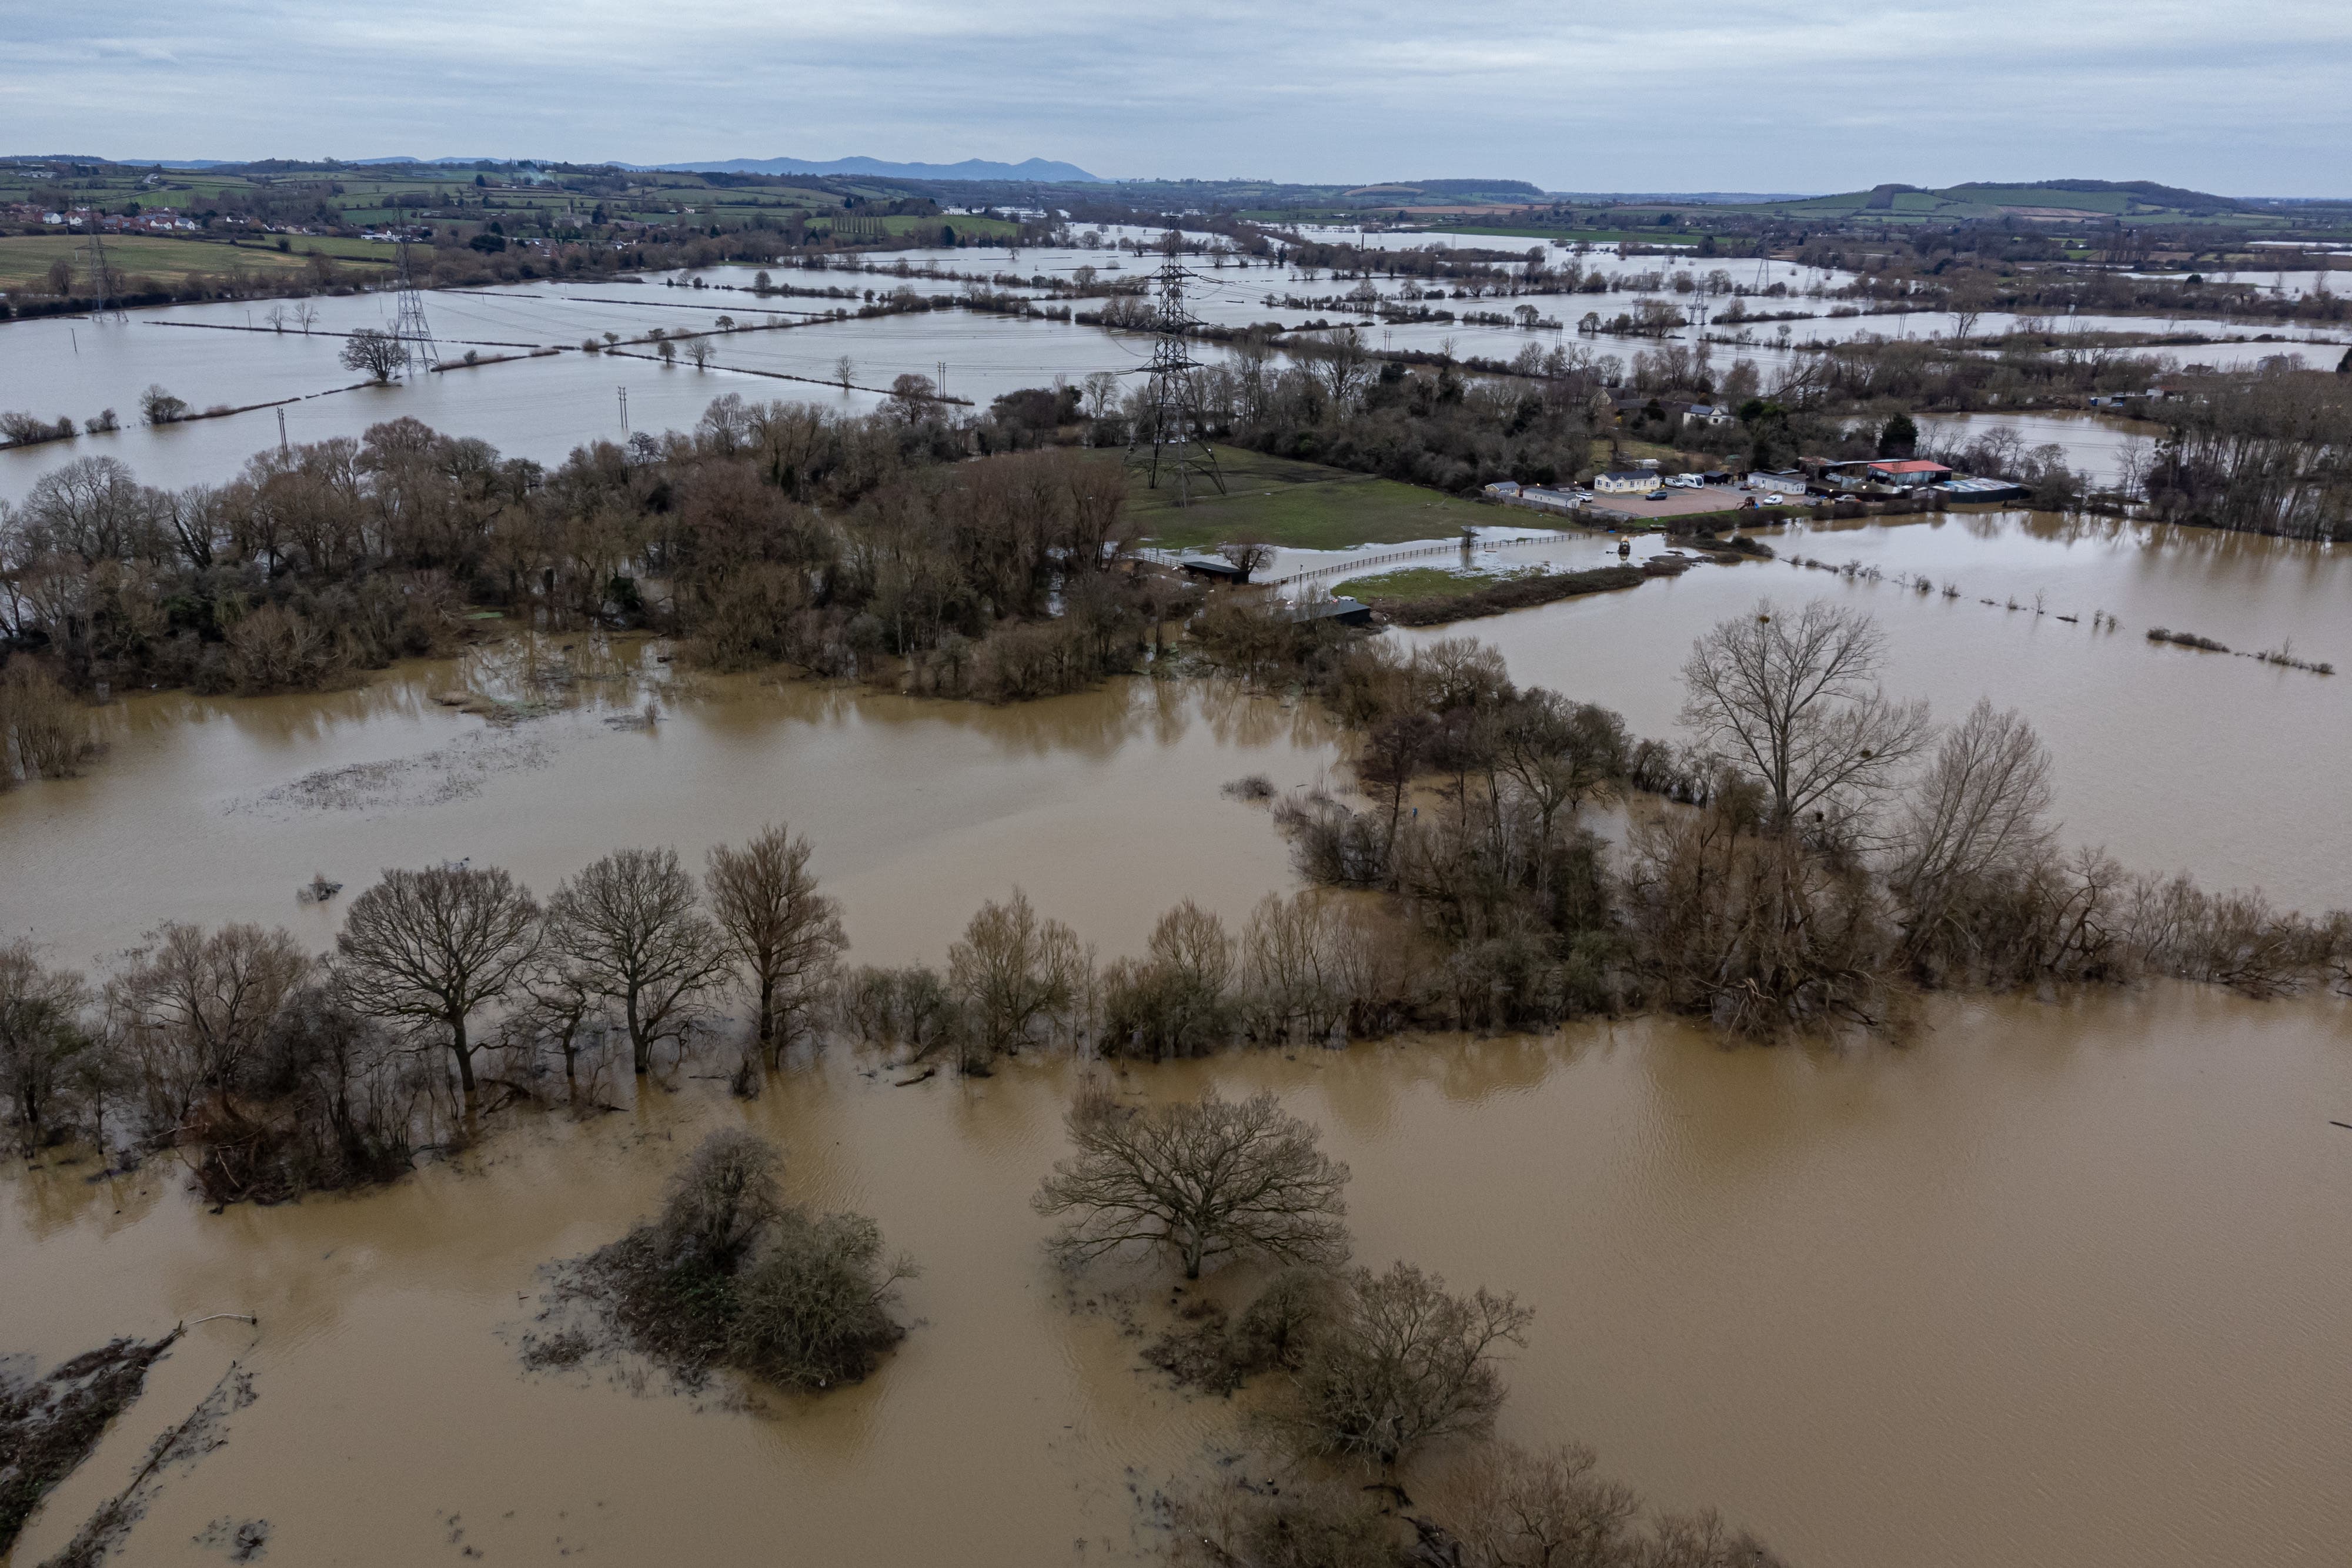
[5,993,2349,1568]
[3,573,2350,1567]
[0,656,1341,971]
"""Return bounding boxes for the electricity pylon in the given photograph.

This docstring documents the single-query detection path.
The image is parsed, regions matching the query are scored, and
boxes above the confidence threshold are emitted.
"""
[390,235,443,377]
[1126,236,1225,506]
[85,230,125,320]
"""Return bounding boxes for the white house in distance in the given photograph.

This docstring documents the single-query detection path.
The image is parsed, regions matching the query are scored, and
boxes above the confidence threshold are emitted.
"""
[1593,470,1658,494]
[1744,469,1809,496]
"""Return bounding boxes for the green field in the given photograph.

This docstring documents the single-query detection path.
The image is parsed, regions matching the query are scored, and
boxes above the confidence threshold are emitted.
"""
[1331,566,1519,601]
[1118,446,1485,551]
[0,233,384,289]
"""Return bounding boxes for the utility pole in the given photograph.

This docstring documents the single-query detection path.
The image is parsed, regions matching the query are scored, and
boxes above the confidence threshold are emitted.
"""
[278,407,289,453]
[1125,232,1225,506]
[390,233,443,378]
[617,386,629,432]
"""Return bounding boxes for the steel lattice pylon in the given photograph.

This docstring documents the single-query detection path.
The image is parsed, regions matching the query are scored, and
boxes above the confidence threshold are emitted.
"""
[1126,240,1224,506]
[390,235,443,377]
[85,230,125,320]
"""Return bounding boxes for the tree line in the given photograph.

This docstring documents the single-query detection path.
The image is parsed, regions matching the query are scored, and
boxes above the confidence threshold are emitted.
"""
[1195,601,2350,1037]
[12,599,2346,1203]
[0,398,1198,706]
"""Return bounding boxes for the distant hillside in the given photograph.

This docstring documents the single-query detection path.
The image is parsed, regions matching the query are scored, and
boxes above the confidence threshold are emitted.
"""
[642,155,1104,183]
[1740,179,2252,222]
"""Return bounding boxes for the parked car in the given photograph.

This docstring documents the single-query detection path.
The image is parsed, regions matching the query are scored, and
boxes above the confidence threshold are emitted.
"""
[1645,490,1671,501]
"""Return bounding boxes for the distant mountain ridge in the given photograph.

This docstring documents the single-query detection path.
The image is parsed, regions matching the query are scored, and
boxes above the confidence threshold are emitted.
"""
[0,153,1105,182]
[631,155,1103,182]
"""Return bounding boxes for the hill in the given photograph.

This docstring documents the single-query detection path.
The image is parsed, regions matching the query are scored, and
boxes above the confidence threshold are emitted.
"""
[1730,178,2253,223]
[642,155,1104,183]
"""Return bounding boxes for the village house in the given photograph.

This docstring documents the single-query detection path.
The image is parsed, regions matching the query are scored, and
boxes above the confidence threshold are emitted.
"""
[1593,470,1659,495]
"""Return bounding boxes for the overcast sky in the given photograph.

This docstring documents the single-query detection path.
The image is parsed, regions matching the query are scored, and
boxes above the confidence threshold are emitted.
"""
[8,0,2348,196]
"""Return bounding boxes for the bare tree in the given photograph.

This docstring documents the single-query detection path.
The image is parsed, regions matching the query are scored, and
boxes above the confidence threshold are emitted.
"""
[1886,700,2056,966]
[340,327,406,383]
[106,922,312,1139]
[0,941,92,1154]
[1289,1261,1532,1468]
[1034,1084,1350,1279]
[1100,900,1237,1058]
[886,372,937,423]
[335,865,542,1095]
[293,302,320,335]
[705,825,846,1065]
[1444,1441,1641,1568]
[947,888,1085,1064]
[1218,537,1275,582]
[1314,326,1373,408]
[1495,690,1627,871]
[138,385,188,426]
[1679,600,1932,835]
[834,354,857,390]
[1081,370,1121,422]
[544,847,729,1075]
[686,339,714,371]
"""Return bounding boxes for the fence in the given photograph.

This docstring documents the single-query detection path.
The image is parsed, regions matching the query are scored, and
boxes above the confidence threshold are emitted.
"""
[1268,530,1582,589]
[1137,531,1586,591]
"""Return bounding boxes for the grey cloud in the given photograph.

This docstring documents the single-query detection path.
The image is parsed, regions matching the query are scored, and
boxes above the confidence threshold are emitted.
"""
[8,0,2347,193]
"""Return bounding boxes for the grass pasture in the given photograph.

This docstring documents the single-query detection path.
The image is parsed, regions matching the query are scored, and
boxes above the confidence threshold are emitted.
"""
[1331,566,1518,601]
[1115,444,1484,551]
[0,233,388,291]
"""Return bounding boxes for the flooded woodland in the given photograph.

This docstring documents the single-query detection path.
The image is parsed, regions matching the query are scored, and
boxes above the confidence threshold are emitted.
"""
[6,245,2352,1568]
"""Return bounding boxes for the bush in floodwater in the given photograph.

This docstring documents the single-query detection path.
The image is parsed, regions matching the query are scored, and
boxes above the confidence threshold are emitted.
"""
[1285,1261,1532,1469]
[727,1209,914,1389]
[573,1129,915,1391]
[0,658,99,785]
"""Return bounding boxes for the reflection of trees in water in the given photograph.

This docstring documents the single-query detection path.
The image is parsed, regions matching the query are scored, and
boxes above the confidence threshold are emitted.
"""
[6,1154,166,1244]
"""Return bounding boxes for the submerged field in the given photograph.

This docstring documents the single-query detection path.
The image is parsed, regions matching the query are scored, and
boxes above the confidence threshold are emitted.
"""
[3,636,2349,1567]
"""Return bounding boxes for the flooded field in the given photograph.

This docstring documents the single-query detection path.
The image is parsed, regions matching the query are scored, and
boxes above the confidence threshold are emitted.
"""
[1396,511,2351,911]
[0,662,1337,972]
[7,248,2352,1568]
[25,238,2337,506]
[5,984,2348,1568]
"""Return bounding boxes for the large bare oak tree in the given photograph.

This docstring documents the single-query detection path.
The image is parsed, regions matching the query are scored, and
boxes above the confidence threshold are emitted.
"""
[1034,1085,1349,1280]
[335,865,541,1094]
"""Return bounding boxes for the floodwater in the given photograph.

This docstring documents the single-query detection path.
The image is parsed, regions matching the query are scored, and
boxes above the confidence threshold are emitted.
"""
[0,657,1339,972]
[4,983,2348,1568]
[1398,510,2352,912]
[2,550,2351,1565]
[0,296,1231,503]
[13,241,2333,504]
